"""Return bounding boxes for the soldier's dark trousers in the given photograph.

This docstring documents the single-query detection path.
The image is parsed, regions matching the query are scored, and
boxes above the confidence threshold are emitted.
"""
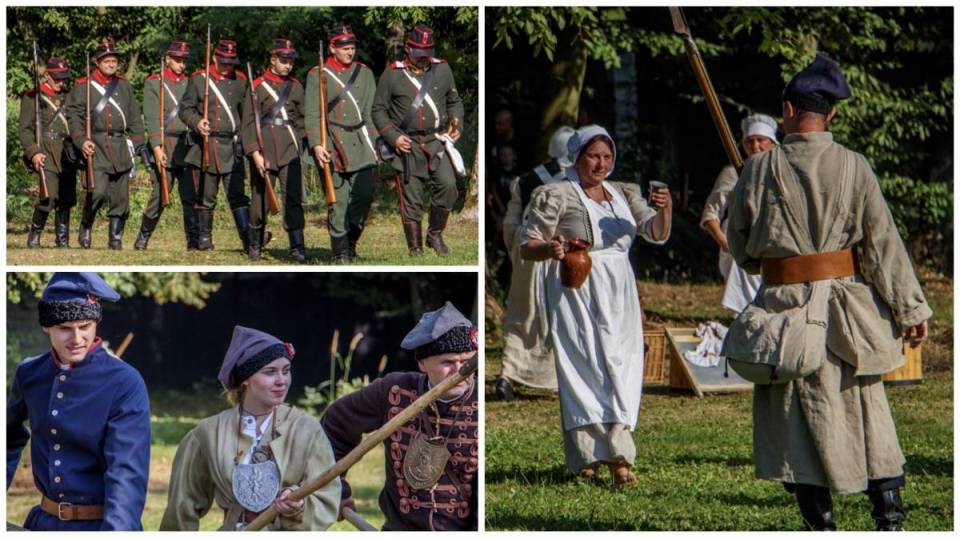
[329,167,374,259]
[195,163,251,211]
[79,170,130,248]
[29,167,77,248]
[136,165,195,249]
[250,158,305,234]
[398,155,458,222]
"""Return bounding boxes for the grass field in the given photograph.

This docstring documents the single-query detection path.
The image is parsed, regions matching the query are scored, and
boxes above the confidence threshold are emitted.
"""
[7,175,478,266]
[6,395,386,531]
[484,274,954,531]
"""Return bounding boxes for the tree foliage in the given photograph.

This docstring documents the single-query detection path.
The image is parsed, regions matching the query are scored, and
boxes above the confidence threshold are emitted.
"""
[7,272,220,307]
[488,6,952,275]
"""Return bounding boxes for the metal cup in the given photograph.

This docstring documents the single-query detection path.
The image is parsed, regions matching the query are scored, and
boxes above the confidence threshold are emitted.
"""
[649,180,669,210]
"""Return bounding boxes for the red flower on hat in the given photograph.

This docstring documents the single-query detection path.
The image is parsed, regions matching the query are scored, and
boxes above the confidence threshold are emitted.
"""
[87,294,98,304]
[285,342,296,359]
[470,327,478,347]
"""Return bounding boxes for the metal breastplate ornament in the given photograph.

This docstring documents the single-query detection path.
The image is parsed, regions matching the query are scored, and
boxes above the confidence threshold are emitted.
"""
[402,434,451,491]
[233,457,281,513]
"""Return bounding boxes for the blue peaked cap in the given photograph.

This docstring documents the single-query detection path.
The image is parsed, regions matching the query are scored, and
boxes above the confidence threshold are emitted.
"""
[782,53,851,113]
[42,272,120,303]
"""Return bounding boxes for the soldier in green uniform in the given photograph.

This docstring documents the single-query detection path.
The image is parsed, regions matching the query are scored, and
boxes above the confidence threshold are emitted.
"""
[306,25,378,264]
[372,26,464,257]
[66,39,146,250]
[19,57,78,248]
[179,39,253,252]
[134,40,196,250]
[242,38,308,262]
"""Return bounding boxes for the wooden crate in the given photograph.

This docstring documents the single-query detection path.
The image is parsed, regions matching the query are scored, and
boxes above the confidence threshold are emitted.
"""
[882,343,923,386]
[643,326,668,385]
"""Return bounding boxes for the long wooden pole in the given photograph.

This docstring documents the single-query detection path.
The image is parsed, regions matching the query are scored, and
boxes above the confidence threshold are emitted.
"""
[158,53,170,207]
[318,40,337,205]
[342,507,377,531]
[243,354,478,531]
[668,7,743,173]
[33,40,49,200]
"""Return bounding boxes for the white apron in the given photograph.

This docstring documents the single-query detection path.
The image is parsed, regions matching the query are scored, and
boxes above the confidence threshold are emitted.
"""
[719,217,762,313]
[542,180,645,431]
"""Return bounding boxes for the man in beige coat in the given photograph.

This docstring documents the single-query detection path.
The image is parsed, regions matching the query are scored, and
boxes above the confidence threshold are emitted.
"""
[724,54,930,531]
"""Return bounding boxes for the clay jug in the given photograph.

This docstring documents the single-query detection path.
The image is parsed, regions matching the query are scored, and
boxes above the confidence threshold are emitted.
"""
[561,238,592,288]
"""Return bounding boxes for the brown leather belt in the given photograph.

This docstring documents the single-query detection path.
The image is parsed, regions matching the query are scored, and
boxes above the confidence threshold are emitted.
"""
[40,495,104,521]
[761,248,859,285]
[242,510,263,524]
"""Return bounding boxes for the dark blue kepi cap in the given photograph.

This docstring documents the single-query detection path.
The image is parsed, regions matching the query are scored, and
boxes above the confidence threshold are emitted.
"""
[782,53,851,114]
[38,272,120,327]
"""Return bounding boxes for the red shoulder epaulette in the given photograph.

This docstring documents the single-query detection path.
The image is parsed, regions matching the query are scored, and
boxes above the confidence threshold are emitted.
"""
[308,65,320,74]
[431,57,445,64]
[75,76,88,85]
[235,70,247,80]
[252,76,264,89]
[146,72,161,80]
[191,68,207,77]
[290,77,302,86]
[391,61,405,69]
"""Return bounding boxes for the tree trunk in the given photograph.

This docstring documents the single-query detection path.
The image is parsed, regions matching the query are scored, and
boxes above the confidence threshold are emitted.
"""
[536,31,588,162]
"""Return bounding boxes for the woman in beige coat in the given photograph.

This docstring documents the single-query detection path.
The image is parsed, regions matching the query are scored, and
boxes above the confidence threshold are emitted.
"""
[160,326,340,530]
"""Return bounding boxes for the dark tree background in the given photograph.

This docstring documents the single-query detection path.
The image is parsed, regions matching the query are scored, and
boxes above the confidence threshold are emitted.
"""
[7,272,477,395]
[6,6,479,223]
[486,6,952,289]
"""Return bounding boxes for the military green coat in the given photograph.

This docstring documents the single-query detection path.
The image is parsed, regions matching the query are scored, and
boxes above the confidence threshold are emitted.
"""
[179,67,248,174]
[241,70,305,171]
[19,84,71,174]
[65,71,145,173]
[144,69,190,168]
[371,59,464,177]
[304,60,377,173]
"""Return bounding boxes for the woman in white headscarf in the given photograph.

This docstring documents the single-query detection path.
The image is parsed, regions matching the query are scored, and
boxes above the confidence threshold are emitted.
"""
[519,125,672,487]
[700,113,778,312]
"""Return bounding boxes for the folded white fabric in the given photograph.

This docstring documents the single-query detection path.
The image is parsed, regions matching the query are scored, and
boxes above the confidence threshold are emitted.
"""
[683,321,729,367]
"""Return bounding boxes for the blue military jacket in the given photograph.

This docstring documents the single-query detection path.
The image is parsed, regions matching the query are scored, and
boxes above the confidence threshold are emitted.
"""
[6,340,151,530]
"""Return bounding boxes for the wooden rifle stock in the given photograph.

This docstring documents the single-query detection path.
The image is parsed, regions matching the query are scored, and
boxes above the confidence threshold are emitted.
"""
[246,62,281,215]
[84,51,94,190]
[202,24,211,172]
[668,7,743,173]
[318,40,336,205]
[158,54,170,207]
[243,354,479,531]
[33,40,49,199]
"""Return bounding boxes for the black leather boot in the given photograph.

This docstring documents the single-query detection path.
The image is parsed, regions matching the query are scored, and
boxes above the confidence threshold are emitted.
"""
[425,207,450,256]
[288,229,308,263]
[27,209,48,248]
[54,209,71,248]
[795,484,837,531]
[232,207,251,252]
[495,377,515,401]
[184,209,200,250]
[134,214,160,250]
[248,226,262,261]
[79,199,95,249]
[868,488,906,531]
[107,216,126,250]
[402,220,423,257]
[331,235,350,265]
[197,209,215,250]
[347,225,363,261]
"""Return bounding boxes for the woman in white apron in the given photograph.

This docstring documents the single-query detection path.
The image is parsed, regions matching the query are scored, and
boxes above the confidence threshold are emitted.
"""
[700,113,778,312]
[161,326,340,530]
[519,125,672,488]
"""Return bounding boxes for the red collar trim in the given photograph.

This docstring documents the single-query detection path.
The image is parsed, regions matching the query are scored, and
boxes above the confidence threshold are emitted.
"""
[263,69,288,83]
[39,82,59,96]
[50,337,103,369]
[92,69,115,85]
[163,67,185,82]
[325,56,352,71]
[206,64,232,81]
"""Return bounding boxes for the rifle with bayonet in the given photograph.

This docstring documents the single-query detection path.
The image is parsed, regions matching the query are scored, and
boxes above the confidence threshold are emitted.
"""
[202,24,211,172]
[246,62,281,215]
[317,40,337,205]
[156,53,170,206]
[668,7,743,172]
[32,40,49,199]
[83,50,94,190]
